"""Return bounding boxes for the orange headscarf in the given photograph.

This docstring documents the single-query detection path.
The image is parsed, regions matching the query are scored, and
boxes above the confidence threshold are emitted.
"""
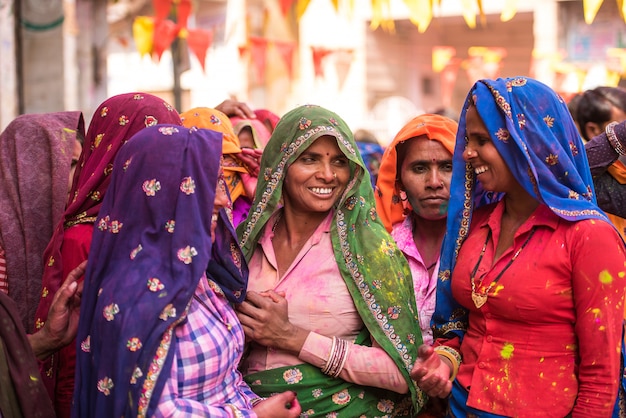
[180,107,248,202]
[375,113,458,232]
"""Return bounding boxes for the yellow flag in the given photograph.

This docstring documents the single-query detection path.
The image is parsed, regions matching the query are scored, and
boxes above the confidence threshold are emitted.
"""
[461,0,476,28]
[583,0,604,24]
[132,16,154,56]
[404,0,433,33]
[501,0,517,22]
[618,0,626,21]
[295,0,311,21]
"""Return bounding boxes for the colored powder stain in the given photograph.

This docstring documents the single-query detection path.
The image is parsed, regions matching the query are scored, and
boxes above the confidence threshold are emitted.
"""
[619,271,625,278]
[492,284,505,296]
[591,308,602,319]
[539,357,545,363]
[552,381,557,387]
[599,270,613,284]
[565,344,577,351]
[501,343,514,360]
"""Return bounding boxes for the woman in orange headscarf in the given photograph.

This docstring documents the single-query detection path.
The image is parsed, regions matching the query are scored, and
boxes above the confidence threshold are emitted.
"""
[180,108,256,226]
[375,114,457,346]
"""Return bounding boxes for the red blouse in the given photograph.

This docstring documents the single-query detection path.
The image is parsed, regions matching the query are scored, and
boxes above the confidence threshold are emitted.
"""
[446,201,625,417]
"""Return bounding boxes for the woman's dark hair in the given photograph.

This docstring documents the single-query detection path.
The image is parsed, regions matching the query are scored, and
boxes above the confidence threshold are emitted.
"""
[576,87,626,140]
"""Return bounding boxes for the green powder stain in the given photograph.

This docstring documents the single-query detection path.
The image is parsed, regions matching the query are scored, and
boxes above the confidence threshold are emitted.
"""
[599,270,613,285]
[501,343,514,360]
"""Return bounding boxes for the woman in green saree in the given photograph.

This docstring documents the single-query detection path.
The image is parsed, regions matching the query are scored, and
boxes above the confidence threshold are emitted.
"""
[236,104,426,417]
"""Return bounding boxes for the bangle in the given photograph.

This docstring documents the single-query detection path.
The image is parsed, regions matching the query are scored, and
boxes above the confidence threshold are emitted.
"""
[250,397,265,407]
[225,403,244,418]
[606,121,626,156]
[321,336,350,377]
[433,346,461,381]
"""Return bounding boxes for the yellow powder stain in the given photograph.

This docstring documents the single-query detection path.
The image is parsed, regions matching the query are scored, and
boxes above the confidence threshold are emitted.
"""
[539,357,545,363]
[599,270,613,284]
[492,284,505,296]
[565,344,577,351]
[552,381,557,387]
[619,271,625,278]
[539,372,544,378]
[501,343,514,359]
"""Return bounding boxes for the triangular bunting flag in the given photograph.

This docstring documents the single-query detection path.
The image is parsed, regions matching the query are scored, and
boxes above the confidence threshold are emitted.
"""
[152,19,180,61]
[133,16,154,56]
[153,0,173,22]
[311,46,333,78]
[187,28,213,71]
[274,40,296,79]
[176,0,192,29]
[334,49,353,90]
[249,36,268,83]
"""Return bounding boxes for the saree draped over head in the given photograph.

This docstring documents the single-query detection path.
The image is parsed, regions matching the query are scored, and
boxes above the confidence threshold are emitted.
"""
[434,76,613,342]
[180,107,250,203]
[73,125,248,418]
[0,112,84,331]
[33,92,182,402]
[253,108,280,132]
[375,114,458,233]
[229,116,272,149]
[237,104,426,415]
[0,291,55,418]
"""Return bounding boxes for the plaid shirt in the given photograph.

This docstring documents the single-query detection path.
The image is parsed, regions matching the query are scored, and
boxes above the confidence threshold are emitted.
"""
[154,279,259,417]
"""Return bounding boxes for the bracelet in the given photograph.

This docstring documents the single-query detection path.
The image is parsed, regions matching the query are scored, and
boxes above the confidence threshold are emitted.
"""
[321,336,350,378]
[250,397,265,407]
[225,403,245,418]
[606,121,626,156]
[433,346,461,382]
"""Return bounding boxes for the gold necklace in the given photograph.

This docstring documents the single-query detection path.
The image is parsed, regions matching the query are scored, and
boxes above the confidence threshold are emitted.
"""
[470,227,537,309]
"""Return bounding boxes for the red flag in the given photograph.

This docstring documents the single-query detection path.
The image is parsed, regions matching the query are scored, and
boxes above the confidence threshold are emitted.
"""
[279,0,296,15]
[175,0,192,29]
[311,46,333,78]
[187,28,213,71]
[153,0,173,22]
[152,19,180,61]
[274,40,295,79]
[249,36,268,83]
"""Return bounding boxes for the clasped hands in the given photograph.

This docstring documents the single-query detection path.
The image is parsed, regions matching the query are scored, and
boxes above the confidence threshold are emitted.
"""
[410,345,454,398]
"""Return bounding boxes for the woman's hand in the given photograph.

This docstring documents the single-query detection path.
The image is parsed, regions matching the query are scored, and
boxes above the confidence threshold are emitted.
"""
[235,290,309,355]
[253,391,301,418]
[237,148,263,177]
[410,344,453,398]
[29,260,87,360]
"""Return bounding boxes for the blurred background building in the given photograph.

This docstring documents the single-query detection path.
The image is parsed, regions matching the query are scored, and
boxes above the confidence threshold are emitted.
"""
[1,0,625,144]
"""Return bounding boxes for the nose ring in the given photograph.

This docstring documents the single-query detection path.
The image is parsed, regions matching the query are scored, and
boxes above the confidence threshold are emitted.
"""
[333,172,337,179]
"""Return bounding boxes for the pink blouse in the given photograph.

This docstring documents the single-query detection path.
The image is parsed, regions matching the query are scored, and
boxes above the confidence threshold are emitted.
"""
[241,211,408,393]
[391,216,438,345]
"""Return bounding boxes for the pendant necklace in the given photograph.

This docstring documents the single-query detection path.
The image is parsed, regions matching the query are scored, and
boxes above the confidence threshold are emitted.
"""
[470,226,537,309]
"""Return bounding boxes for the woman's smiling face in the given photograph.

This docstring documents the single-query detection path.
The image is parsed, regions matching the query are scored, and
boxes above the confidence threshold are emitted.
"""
[282,135,350,215]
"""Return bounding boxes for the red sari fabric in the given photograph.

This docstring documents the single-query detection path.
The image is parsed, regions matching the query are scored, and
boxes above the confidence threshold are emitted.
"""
[33,93,182,417]
[0,112,84,330]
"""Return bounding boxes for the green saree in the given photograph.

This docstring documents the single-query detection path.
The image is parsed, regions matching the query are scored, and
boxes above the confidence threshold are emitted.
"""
[237,104,426,416]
